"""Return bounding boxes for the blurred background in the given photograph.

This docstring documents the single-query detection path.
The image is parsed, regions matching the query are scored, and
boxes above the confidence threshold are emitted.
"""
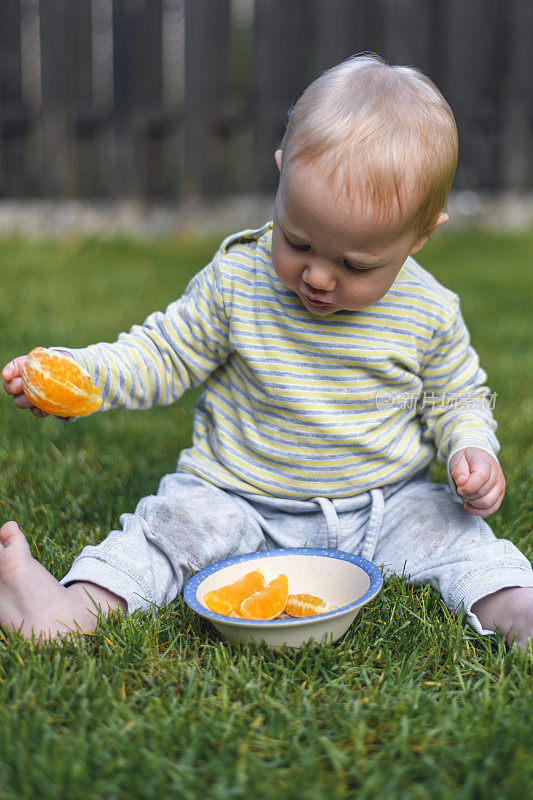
[1,0,533,234]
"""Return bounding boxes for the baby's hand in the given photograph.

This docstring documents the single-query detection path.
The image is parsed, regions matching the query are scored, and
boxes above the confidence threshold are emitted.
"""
[2,356,48,417]
[449,447,505,517]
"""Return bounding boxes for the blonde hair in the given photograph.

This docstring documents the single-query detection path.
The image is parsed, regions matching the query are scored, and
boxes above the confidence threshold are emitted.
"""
[280,54,458,235]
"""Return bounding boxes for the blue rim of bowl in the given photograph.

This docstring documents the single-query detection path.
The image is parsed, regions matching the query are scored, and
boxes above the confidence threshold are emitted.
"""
[183,548,383,627]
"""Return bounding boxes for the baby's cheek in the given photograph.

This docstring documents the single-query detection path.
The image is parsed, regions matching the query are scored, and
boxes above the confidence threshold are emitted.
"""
[270,241,286,276]
[273,255,298,288]
[346,285,382,310]
[273,261,290,287]
[365,277,396,306]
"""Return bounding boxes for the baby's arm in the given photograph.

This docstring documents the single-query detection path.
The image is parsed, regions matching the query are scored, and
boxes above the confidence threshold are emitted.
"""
[61,255,231,414]
[417,296,503,512]
[3,254,231,418]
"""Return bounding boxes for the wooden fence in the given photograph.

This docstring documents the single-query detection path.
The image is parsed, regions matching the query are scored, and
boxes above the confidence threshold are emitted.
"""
[1,0,532,200]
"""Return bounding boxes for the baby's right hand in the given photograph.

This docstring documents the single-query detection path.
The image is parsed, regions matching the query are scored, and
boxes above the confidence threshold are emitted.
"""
[2,356,48,417]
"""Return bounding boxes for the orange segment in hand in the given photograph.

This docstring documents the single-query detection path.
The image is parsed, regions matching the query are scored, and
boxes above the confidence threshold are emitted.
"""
[203,569,265,615]
[239,574,289,620]
[22,347,102,417]
[284,593,327,617]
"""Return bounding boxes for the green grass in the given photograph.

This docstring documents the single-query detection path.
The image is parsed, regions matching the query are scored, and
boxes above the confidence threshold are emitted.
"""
[0,228,532,799]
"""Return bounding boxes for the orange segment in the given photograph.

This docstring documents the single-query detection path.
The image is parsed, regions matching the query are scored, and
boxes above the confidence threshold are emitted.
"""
[203,569,265,615]
[22,347,102,417]
[284,593,327,617]
[239,574,289,620]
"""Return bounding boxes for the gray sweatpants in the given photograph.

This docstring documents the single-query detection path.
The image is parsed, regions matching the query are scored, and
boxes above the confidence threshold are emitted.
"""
[60,467,533,636]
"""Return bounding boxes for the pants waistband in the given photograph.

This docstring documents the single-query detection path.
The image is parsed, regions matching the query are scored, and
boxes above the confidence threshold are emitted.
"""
[312,487,385,560]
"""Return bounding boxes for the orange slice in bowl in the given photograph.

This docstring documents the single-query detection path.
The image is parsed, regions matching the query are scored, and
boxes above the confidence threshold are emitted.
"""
[284,593,327,617]
[203,569,265,616]
[239,574,289,620]
[22,347,102,417]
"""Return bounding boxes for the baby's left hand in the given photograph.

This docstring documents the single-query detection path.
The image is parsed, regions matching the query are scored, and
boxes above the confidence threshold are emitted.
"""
[449,447,505,516]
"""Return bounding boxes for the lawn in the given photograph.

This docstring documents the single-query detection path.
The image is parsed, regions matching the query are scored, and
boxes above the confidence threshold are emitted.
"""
[0,228,532,799]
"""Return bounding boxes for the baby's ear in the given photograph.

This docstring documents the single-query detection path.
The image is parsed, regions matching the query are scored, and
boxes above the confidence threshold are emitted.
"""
[434,212,449,228]
[409,212,449,255]
[275,150,283,171]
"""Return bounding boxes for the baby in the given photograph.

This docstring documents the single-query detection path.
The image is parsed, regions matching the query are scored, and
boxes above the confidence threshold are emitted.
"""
[2,55,533,648]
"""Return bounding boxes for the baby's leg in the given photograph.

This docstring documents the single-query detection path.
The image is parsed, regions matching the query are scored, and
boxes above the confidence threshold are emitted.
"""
[372,476,533,649]
[1,471,265,641]
[0,521,126,640]
[57,471,266,616]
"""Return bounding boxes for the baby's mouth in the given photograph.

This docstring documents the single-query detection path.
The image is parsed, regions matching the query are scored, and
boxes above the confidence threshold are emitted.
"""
[303,291,333,307]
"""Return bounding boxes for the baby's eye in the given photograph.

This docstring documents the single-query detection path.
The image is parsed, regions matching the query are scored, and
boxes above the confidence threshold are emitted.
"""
[284,233,310,252]
[343,259,375,274]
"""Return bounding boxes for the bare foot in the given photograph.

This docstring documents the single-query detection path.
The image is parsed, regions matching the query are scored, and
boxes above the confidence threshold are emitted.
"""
[0,521,126,641]
[472,586,533,650]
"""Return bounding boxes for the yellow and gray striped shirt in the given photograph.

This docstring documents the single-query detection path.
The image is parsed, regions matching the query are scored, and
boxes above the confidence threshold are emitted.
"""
[65,222,499,499]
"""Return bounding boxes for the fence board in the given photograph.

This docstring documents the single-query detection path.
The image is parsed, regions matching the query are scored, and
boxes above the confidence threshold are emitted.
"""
[253,0,310,192]
[135,0,165,197]
[500,0,533,189]
[310,0,372,75]
[113,0,169,197]
[0,0,28,195]
[381,0,433,73]
[113,0,144,196]
[184,0,231,197]
[70,0,102,197]
[39,0,87,195]
[443,0,506,189]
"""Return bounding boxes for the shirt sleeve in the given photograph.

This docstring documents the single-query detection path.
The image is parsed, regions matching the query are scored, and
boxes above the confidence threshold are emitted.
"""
[58,253,231,412]
[417,295,500,470]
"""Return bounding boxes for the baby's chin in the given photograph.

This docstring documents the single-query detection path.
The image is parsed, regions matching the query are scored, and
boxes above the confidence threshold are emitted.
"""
[307,305,341,316]
[305,294,383,315]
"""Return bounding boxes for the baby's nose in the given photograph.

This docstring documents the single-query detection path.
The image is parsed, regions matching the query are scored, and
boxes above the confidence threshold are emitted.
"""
[304,262,337,292]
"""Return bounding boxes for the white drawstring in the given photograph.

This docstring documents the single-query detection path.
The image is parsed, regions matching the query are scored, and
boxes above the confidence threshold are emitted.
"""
[312,486,385,559]
[312,496,339,549]
[360,488,385,562]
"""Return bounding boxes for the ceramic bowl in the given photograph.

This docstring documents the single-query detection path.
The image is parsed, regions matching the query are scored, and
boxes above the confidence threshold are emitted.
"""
[183,547,383,648]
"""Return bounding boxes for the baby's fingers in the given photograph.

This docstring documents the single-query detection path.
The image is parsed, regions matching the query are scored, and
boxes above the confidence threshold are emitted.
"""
[3,374,26,397]
[3,355,48,417]
[2,356,27,384]
[464,500,501,517]
[2,356,26,398]
[11,390,48,416]
[464,485,504,516]
[460,471,498,501]
[2,357,29,400]
[12,391,35,409]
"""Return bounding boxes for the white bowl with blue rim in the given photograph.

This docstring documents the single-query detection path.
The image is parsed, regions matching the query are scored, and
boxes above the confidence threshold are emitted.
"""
[183,547,383,648]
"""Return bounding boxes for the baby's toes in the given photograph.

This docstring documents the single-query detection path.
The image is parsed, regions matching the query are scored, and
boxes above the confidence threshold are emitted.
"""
[0,521,32,557]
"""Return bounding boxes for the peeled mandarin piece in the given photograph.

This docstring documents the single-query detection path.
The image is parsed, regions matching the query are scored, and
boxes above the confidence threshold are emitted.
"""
[284,593,327,617]
[22,347,102,417]
[239,573,289,620]
[203,569,265,615]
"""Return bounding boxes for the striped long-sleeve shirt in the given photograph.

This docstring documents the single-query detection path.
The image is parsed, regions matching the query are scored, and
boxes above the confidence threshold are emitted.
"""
[64,222,499,499]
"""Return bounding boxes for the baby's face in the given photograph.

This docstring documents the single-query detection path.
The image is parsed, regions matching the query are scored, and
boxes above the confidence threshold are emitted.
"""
[271,153,437,315]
